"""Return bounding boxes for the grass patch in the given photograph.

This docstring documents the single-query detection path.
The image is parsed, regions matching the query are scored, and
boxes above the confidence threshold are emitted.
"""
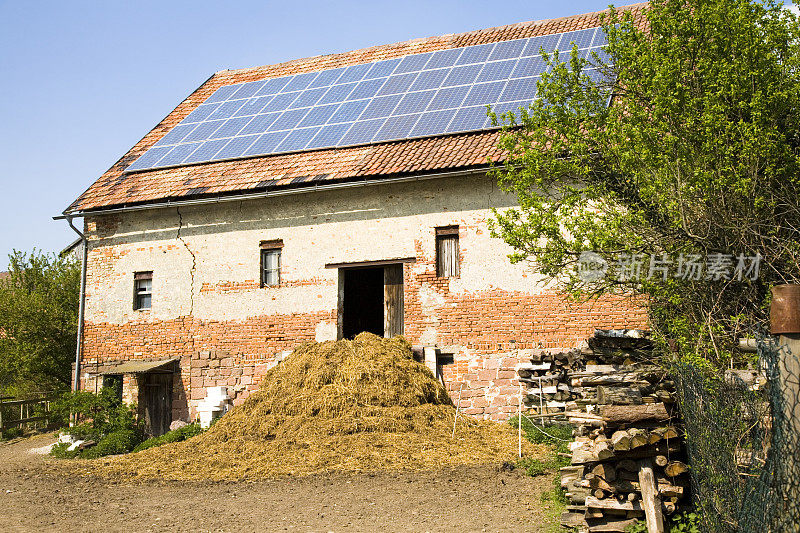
[509,416,573,532]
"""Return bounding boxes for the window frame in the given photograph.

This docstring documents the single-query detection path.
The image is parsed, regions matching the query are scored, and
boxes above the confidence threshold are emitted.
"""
[133,271,153,310]
[435,226,460,278]
[260,239,284,288]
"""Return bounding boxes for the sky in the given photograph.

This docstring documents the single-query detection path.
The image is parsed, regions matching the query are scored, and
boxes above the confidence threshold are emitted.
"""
[0,0,796,269]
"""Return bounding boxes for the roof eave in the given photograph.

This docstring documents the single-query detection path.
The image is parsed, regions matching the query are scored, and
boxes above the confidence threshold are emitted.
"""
[58,165,491,218]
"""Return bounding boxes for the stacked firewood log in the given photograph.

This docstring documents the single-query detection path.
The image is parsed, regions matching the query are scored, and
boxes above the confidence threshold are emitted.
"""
[516,330,690,532]
[559,402,690,531]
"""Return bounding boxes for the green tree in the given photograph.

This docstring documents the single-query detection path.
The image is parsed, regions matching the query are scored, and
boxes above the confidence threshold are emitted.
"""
[490,0,800,366]
[0,250,80,395]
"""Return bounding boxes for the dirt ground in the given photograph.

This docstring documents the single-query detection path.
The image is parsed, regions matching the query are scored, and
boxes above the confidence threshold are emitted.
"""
[0,434,560,532]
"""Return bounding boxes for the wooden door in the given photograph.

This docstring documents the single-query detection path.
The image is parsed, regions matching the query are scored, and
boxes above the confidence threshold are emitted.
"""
[143,373,172,437]
[384,264,404,337]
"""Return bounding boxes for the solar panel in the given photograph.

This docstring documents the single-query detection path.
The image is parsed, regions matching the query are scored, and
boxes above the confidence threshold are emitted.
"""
[125,27,608,172]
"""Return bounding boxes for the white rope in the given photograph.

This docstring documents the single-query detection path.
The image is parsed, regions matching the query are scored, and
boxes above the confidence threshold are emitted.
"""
[520,412,573,442]
[518,382,523,457]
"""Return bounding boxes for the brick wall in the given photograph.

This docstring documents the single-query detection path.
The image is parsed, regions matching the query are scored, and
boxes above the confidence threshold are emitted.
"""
[79,173,647,421]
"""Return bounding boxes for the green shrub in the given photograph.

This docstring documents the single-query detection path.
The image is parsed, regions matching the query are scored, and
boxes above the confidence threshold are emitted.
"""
[133,423,203,452]
[50,383,139,437]
[49,442,81,459]
[625,512,703,533]
[49,384,143,459]
[667,512,702,532]
[82,429,140,459]
[1,427,23,441]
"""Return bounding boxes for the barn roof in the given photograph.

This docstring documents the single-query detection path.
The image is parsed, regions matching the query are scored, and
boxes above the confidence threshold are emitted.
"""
[64,3,647,215]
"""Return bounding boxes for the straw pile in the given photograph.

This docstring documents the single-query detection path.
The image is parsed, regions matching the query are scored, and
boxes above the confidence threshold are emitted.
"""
[92,333,538,480]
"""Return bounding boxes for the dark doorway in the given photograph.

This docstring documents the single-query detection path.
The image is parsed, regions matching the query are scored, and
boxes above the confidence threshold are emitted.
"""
[142,373,172,436]
[342,267,385,339]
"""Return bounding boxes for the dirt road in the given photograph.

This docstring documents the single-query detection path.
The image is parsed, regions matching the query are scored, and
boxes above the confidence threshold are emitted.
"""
[0,434,559,532]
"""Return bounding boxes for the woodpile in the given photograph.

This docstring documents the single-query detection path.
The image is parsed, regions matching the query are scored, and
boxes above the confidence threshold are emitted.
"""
[519,330,675,415]
[517,330,690,532]
[559,407,690,531]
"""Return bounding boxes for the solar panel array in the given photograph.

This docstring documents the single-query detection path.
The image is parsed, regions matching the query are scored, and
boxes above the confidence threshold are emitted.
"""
[126,27,607,172]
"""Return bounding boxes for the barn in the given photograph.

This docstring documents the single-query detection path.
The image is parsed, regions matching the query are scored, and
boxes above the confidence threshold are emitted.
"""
[61,5,647,435]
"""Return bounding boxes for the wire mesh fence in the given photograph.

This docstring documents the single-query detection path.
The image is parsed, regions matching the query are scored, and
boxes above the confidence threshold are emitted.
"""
[672,337,800,532]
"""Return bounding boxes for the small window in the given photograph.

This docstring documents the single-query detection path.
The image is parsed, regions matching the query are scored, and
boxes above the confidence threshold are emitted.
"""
[134,271,152,310]
[260,239,283,287]
[436,226,460,278]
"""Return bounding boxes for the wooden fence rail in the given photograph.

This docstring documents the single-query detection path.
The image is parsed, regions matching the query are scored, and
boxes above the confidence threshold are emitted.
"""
[0,396,56,431]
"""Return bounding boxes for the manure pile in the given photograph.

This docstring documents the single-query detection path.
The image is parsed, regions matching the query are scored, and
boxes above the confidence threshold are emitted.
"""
[95,333,536,480]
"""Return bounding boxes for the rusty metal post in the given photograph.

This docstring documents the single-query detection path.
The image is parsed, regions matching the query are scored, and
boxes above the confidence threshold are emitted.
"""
[770,285,800,494]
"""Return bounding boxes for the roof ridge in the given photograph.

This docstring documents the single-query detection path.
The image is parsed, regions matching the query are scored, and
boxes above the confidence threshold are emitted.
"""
[217,2,648,79]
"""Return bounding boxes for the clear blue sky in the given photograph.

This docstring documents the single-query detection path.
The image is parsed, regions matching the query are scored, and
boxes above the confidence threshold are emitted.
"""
[1,0,792,269]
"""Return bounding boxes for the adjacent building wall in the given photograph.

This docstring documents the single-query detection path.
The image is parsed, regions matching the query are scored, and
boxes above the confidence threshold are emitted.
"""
[79,173,647,420]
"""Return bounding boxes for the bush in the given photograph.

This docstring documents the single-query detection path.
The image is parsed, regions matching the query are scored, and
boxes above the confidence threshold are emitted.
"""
[50,383,139,436]
[625,512,703,533]
[83,429,140,459]
[133,423,204,452]
[49,442,80,459]
[0,427,23,441]
[49,384,143,459]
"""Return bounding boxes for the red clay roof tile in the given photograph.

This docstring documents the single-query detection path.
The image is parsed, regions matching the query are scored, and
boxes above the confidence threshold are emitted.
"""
[66,3,647,213]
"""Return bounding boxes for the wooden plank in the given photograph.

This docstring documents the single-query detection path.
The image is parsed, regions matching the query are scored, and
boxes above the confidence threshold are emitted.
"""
[325,257,416,269]
[600,403,670,425]
[598,386,643,405]
[585,496,643,512]
[588,518,640,532]
[638,459,665,533]
[0,397,55,408]
[383,263,404,337]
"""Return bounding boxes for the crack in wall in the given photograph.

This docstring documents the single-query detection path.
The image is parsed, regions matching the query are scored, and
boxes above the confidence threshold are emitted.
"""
[176,207,197,317]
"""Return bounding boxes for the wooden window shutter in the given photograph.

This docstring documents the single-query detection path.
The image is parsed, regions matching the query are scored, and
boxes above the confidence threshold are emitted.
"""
[436,226,460,278]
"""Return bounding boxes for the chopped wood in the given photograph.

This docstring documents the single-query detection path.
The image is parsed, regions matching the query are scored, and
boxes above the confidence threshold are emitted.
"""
[611,430,632,451]
[598,386,644,405]
[662,427,679,440]
[614,441,682,461]
[518,362,552,371]
[629,428,649,449]
[638,459,665,533]
[587,518,640,533]
[560,466,584,488]
[583,364,630,373]
[592,463,617,482]
[586,496,644,512]
[566,489,589,504]
[658,484,684,498]
[571,417,606,427]
[595,440,614,460]
[519,373,562,383]
[664,461,688,477]
[580,373,652,386]
[600,403,670,425]
[654,455,669,467]
[560,511,588,528]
